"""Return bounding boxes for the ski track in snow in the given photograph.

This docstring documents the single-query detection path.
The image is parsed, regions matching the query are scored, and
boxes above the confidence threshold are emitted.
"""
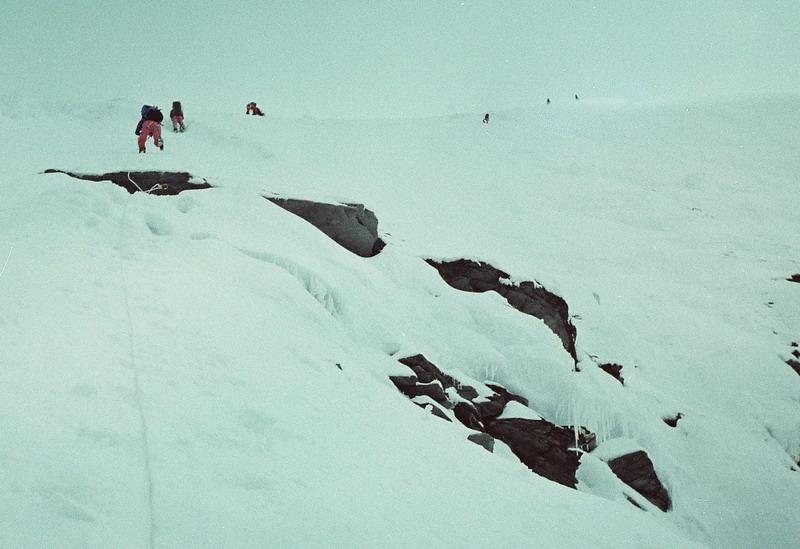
[117,200,156,549]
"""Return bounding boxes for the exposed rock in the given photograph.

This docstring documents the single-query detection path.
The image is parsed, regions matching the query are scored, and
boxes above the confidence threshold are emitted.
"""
[45,169,211,195]
[786,342,800,376]
[496,281,577,361]
[607,451,672,512]
[598,363,625,385]
[663,413,683,428]
[788,274,800,283]
[467,432,495,452]
[266,197,385,257]
[405,382,448,403]
[388,375,417,391]
[454,383,479,401]
[426,259,577,362]
[389,375,448,404]
[453,402,484,431]
[389,376,417,398]
[398,354,477,400]
[473,393,506,421]
[486,418,581,487]
[389,354,600,491]
[486,383,529,407]
[426,259,509,293]
[399,354,445,383]
[393,354,515,429]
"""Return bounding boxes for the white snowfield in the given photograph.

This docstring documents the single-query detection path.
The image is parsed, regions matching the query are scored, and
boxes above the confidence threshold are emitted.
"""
[0,95,798,548]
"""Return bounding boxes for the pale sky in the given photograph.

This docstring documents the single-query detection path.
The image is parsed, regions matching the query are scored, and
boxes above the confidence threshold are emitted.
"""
[3,0,799,117]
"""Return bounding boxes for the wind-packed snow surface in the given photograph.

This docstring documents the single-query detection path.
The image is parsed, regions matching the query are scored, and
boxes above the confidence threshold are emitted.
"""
[1,95,798,548]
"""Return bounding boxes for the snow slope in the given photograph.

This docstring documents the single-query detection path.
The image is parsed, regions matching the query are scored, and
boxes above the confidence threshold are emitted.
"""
[0,95,798,548]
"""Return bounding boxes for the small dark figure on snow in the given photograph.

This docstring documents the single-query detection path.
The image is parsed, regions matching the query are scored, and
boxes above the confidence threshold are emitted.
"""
[574,94,579,100]
[170,101,185,132]
[483,113,490,124]
[547,98,551,105]
[246,102,265,116]
[135,105,164,153]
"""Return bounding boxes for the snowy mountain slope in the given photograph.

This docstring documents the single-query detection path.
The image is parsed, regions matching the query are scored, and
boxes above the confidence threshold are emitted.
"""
[1,95,799,548]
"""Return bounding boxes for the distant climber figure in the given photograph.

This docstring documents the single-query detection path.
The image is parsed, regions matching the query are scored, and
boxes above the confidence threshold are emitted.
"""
[574,94,579,100]
[483,113,490,124]
[547,98,551,105]
[170,101,186,132]
[135,105,164,153]
[246,102,265,116]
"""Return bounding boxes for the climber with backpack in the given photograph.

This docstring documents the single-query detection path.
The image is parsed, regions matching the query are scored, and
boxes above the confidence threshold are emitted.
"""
[135,105,164,153]
[246,102,265,116]
[170,101,185,132]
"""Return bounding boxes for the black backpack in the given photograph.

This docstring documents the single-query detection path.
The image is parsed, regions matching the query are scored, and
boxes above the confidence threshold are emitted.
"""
[143,106,163,123]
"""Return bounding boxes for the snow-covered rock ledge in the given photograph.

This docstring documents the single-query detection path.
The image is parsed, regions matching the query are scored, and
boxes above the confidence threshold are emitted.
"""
[426,259,578,362]
[44,169,212,195]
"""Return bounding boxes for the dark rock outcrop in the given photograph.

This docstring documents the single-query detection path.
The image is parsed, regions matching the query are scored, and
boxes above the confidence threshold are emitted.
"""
[607,451,672,512]
[485,383,529,407]
[663,413,683,428]
[486,418,581,487]
[427,259,509,293]
[399,354,477,400]
[393,354,505,430]
[473,393,506,421]
[786,342,800,376]
[388,374,417,393]
[265,197,385,257]
[598,363,624,385]
[426,259,577,362]
[389,376,448,403]
[788,274,800,283]
[45,169,211,195]
[399,354,449,384]
[453,402,484,431]
[390,353,596,489]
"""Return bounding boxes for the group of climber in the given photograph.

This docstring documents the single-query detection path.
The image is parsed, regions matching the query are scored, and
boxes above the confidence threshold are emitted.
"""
[483,94,581,124]
[135,100,266,153]
[545,94,580,105]
[135,102,185,153]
